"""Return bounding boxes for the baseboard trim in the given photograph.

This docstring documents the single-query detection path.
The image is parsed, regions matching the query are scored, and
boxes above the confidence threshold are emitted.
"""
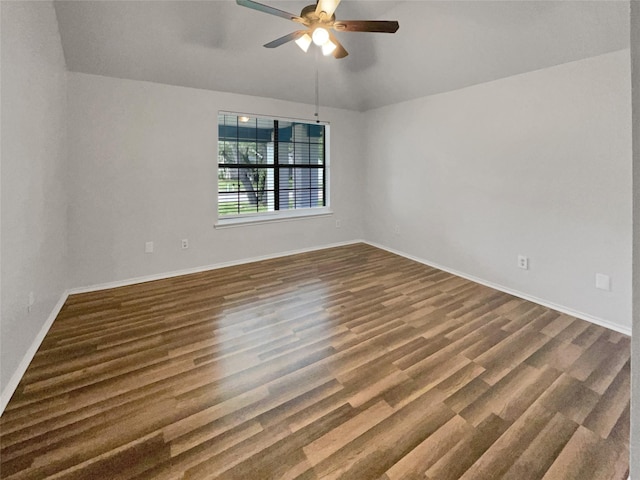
[2,238,630,417]
[0,290,70,416]
[1,240,363,417]
[364,241,631,336]
[68,239,363,295]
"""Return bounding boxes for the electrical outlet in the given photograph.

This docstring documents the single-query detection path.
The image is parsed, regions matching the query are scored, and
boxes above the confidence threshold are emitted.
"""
[145,241,154,253]
[517,255,529,270]
[181,239,189,250]
[335,220,341,228]
[394,224,400,235]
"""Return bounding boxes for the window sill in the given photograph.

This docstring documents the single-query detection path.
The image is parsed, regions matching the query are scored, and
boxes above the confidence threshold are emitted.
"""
[214,208,333,228]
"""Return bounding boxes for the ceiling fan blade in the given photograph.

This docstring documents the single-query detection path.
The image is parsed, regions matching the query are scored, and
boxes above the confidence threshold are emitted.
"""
[236,0,305,24]
[315,0,341,20]
[333,20,399,33]
[264,30,306,48]
[328,31,348,59]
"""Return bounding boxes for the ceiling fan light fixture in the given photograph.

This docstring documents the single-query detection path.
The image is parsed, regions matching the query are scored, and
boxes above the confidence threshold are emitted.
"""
[311,27,330,46]
[236,0,400,60]
[295,33,312,52]
[321,39,336,56]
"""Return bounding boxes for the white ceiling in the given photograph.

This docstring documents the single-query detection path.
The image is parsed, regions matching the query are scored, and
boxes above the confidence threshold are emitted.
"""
[54,0,629,112]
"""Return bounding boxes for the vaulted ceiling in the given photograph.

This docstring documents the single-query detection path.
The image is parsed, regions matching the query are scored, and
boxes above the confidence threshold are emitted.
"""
[54,1,629,111]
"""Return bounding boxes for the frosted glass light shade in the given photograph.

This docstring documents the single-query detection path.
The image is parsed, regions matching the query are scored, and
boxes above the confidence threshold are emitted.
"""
[295,33,312,52]
[322,40,336,56]
[312,27,330,46]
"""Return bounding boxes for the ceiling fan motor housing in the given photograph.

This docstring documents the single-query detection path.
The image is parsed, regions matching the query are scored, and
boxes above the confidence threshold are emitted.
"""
[301,4,335,24]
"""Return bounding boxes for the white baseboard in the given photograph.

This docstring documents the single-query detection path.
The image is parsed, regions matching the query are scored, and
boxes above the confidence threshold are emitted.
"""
[0,290,70,416]
[68,239,363,295]
[364,240,632,336]
[1,240,362,417]
[1,238,630,417]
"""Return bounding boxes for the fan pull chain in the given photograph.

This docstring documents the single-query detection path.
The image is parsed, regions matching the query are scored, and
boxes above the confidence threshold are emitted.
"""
[314,48,320,123]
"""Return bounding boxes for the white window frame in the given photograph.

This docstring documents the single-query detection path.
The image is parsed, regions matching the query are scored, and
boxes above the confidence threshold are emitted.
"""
[215,111,331,228]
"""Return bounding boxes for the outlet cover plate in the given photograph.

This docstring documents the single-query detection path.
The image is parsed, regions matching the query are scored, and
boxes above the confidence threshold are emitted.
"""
[596,273,611,291]
[517,255,529,270]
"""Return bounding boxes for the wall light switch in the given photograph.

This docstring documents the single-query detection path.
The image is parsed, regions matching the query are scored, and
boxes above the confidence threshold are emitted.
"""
[595,273,611,291]
[145,241,154,254]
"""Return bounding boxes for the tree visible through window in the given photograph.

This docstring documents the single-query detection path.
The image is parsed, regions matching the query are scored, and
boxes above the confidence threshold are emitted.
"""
[217,113,326,218]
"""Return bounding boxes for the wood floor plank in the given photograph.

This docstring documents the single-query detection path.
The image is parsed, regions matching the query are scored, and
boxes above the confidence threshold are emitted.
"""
[583,359,631,439]
[302,400,394,465]
[425,413,510,480]
[382,414,473,480]
[0,243,629,479]
[457,401,556,480]
[541,425,622,480]
[538,373,601,425]
[310,393,456,480]
[501,412,579,480]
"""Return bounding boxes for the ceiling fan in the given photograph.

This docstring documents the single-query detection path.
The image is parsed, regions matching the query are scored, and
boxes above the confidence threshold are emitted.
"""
[236,0,399,59]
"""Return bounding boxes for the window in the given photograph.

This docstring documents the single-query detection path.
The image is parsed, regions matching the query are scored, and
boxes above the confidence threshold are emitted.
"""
[217,112,328,222]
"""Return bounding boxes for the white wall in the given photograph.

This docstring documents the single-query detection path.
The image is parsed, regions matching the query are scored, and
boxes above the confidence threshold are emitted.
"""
[67,73,365,288]
[1,4,633,420]
[1,2,68,399]
[364,50,632,331]
[630,1,639,477]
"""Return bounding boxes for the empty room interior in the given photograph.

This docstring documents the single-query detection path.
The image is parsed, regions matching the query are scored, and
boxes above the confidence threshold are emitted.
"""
[2,0,640,479]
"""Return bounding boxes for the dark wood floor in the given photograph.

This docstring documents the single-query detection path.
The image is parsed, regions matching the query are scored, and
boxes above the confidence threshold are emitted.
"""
[0,243,630,479]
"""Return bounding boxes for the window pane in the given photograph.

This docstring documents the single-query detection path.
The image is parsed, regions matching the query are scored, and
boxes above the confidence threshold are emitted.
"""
[278,121,293,142]
[237,117,257,141]
[265,168,275,190]
[310,143,323,165]
[279,189,293,210]
[310,189,323,207]
[293,167,323,190]
[263,190,275,212]
[295,189,311,208]
[218,113,326,218]
[257,117,274,138]
[278,142,292,164]
[218,190,240,216]
[218,114,238,141]
[294,168,311,189]
[309,124,324,143]
[293,143,310,165]
[265,142,275,165]
[219,167,239,190]
[224,142,236,164]
[217,141,227,164]
[291,123,308,142]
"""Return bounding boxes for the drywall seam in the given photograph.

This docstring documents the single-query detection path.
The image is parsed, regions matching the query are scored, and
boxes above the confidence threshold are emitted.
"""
[364,240,631,336]
[0,290,69,416]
